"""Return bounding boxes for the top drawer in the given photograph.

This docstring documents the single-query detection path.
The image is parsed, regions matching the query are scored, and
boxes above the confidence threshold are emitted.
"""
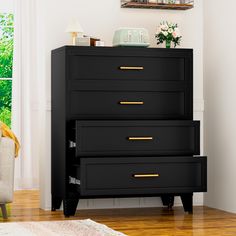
[64,48,193,120]
[68,55,186,81]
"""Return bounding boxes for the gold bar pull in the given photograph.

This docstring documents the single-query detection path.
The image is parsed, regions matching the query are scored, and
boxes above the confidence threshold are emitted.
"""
[119,101,144,105]
[133,174,159,178]
[128,137,153,141]
[119,66,144,70]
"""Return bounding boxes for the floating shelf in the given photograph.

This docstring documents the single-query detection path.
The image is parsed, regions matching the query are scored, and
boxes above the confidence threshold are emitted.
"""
[121,2,194,10]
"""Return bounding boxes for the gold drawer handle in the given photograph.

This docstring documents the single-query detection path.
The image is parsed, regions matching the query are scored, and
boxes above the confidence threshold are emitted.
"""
[119,101,144,105]
[128,137,153,141]
[119,66,144,70]
[133,174,159,178]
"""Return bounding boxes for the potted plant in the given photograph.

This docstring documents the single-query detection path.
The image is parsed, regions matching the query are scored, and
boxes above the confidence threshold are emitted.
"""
[155,21,182,48]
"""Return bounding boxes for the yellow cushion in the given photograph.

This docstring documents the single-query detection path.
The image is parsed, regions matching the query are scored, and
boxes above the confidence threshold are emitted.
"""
[0,121,20,157]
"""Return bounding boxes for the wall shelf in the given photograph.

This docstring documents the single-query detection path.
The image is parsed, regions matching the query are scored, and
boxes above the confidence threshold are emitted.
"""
[121,2,194,10]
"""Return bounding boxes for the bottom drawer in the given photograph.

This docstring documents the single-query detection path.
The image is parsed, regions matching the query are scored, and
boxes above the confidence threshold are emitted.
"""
[79,156,207,196]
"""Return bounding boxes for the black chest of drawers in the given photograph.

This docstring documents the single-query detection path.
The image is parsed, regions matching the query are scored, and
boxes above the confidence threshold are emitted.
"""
[51,46,207,217]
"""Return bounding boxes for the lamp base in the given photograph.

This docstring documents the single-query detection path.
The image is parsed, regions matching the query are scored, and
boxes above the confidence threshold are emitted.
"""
[71,32,78,46]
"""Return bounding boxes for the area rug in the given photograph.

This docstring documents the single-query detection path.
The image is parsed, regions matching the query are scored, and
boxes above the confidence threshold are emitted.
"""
[0,219,126,236]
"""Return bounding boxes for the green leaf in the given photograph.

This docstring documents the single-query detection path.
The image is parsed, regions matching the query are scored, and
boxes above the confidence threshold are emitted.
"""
[0,13,14,78]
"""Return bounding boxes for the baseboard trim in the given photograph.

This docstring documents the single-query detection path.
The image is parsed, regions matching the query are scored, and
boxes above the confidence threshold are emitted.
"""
[41,195,204,211]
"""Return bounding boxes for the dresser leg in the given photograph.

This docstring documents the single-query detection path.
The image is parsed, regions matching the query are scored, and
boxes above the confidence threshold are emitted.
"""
[180,193,193,214]
[63,198,79,217]
[0,204,8,219]
[161,195,175,209]
[51,196,62,211]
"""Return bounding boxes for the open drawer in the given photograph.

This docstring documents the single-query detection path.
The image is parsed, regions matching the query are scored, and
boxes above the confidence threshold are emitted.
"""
[74,120,200,157]
[76,156,207,196]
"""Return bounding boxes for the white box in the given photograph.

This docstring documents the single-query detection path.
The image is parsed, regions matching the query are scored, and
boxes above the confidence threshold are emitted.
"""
[75,36,90,46]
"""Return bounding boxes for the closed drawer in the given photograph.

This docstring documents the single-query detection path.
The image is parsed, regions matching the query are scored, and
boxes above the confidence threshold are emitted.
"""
[75,120,200,156]
[66,48,193,120]
[79,156,207,196]
[69,55,186,81]
[69,90,187,119]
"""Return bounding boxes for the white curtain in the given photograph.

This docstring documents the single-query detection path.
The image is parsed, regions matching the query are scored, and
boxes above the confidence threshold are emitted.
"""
[12,0,46,190]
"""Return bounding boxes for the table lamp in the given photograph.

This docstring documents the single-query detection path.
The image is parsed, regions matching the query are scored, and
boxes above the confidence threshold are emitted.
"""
[66,19,84,45]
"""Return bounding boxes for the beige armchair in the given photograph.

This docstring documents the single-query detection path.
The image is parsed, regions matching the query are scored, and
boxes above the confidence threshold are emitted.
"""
[0,134,15,219]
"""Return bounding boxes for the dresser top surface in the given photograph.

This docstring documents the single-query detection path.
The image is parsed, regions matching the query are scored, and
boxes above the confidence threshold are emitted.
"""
[52,46,193,57]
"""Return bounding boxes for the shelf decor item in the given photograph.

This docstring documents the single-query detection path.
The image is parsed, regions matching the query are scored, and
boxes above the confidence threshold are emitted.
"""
[155,21,182,48]
[148,0,157,3]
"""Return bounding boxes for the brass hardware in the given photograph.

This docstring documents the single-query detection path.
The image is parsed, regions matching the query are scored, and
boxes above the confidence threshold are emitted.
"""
[69,141,76,148]
[119,66,144,70]
[128,137,153,141]
[133,174,159,178]
[119,101,144,105]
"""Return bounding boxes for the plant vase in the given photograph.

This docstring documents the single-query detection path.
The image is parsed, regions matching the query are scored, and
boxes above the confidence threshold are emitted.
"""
[165,39,171,48]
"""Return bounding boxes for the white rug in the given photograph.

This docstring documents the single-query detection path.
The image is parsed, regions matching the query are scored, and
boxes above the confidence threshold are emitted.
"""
[0,219,126,236]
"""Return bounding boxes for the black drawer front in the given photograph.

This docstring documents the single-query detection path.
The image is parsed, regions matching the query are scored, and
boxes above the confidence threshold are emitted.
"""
[69,90,187,119]
[79,156,207,196]
[66,48,193,120]
[69,55,186,81]
[75,121,200,157]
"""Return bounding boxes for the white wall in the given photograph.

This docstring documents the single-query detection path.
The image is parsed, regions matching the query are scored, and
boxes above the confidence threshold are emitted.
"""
[37,0,205,210]
[0,0,13,12]
[204,1,236,213]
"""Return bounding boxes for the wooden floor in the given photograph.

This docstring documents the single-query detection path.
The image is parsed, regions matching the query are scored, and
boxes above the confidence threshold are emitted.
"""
[1,191,236,235]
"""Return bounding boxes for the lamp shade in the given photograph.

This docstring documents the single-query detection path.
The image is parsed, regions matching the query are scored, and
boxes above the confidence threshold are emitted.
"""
[66,18,84,33]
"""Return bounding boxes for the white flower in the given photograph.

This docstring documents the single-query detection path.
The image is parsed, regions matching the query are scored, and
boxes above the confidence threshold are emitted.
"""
[164,25,169,30]
[161,24,168,31]
[168,28,174,34]
[163,31,168,37]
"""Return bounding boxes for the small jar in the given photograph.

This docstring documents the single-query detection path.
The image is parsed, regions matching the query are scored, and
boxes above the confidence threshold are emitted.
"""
[139,0,148,3]
[148,0,157,3]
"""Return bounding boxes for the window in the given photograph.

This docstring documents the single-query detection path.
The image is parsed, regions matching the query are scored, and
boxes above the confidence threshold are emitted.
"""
[0,13,14,127]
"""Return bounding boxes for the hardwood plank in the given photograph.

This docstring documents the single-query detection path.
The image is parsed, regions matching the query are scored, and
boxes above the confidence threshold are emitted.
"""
[1,190,236,236]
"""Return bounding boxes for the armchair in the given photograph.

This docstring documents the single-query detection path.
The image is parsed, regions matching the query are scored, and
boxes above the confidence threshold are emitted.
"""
[0,132,15,219]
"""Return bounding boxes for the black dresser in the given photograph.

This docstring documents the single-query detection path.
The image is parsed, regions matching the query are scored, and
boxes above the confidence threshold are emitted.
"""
[51,46,207,217]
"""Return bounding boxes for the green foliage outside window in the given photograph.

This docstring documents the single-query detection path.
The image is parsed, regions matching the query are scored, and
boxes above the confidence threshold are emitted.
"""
[0,80,12,126]
[0,13,14,127]
[0,13,14,78]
